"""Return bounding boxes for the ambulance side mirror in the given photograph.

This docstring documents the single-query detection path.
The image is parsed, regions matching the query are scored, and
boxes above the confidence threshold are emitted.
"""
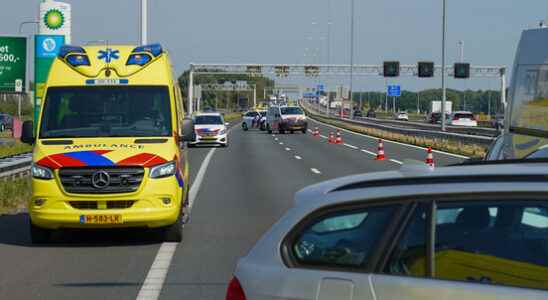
[21,121,35,145]
[181,118,195,142]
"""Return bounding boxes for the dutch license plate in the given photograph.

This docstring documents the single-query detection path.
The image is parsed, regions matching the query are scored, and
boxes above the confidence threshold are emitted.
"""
[80,214,123,224]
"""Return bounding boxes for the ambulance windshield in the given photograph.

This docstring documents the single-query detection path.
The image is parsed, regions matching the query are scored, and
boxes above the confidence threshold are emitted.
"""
[39,86,172,138]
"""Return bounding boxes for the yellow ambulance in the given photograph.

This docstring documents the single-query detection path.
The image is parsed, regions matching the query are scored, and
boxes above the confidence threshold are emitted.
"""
[21,43,194,243]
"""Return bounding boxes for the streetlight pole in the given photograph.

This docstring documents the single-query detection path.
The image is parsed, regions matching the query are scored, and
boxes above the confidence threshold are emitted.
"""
[141,0,148,44]
[441,0,448,131]
[18,21,39,118]
[348,0,355,119]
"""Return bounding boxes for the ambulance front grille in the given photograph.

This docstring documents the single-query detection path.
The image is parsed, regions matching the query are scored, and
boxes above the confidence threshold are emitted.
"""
[59,167,145,194]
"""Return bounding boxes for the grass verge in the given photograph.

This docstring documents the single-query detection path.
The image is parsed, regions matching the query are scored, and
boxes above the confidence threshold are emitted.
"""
[224,112,243,123]
[0,140,32,158]
[308,113,487,158]
[0,177,30,215]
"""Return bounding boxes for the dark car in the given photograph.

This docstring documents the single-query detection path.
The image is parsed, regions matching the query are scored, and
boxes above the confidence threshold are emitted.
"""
[0,114,13,132]
[366,108,376,118]
[353,109,363,118]
[427,112,450,124]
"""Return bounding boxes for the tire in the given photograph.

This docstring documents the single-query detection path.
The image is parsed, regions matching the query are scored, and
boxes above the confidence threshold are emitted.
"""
[267,124,272,134]
[160,206,183,242]
[301,128,307,134]
[279,129,285,134]
[30,222,52,244]
[242,122,248,131]
[290,130,294,134]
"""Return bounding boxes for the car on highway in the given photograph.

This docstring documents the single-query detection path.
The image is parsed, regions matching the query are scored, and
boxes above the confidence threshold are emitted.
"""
[490,114,504,131]
[352,109,363,118]
[190,112,229,147]
[0,113,13,132]
[266,106,307,134]
[228,161,548,300]
[242,111,260,131]
[447,111,478,127]
[20,43,194,243]
[394,111,409,121]
[242,110,267,131]
[427,112,444,124]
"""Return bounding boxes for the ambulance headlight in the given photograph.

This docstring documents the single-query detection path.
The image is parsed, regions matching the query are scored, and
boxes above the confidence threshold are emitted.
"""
[32,164,54,180]
[149,161,177,179]
[66,54,91,66]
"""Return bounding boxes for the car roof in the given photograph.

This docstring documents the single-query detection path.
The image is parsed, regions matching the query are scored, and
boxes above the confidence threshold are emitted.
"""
[295,161,548,208]
[195,112,222,117]
[452,111,474,114]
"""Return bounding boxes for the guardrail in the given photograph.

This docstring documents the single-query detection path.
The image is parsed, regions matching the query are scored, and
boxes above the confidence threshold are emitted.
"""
[0,152,32,179]
[307,103,499,137]
[301,102,496,148]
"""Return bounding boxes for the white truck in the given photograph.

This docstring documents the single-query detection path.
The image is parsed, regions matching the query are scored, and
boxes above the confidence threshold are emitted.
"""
[485,25,548,160]
[431,100,453,114]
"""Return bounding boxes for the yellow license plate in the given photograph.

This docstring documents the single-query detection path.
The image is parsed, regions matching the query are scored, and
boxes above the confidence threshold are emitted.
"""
[80,214,123,224]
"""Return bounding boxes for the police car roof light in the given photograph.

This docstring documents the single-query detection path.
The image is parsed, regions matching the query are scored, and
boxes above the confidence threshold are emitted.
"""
[132,44,163,57]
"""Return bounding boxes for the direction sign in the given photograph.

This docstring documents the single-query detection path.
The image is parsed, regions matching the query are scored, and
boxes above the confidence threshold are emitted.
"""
[387,85,401,97]
[0,36,27,93]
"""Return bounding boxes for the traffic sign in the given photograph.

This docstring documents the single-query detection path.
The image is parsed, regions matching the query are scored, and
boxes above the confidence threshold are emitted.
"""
[387,85,401,97]
[0,36,27,93]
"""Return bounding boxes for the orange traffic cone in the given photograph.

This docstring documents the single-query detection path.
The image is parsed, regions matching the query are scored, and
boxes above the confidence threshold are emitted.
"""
[335,130,343,144]
[375,139,386,161]
[313,127,320,137]
[425,147,435,167]
[328,132,335,144]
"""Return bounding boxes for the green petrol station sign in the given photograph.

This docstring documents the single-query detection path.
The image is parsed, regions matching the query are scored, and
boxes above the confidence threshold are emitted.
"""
[0,36,27,93]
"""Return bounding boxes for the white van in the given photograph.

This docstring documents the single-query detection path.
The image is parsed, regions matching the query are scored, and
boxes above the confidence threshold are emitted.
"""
[486,26,548,160]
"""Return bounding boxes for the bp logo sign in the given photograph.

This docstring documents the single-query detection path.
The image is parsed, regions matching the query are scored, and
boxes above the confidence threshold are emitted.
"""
[44,9,65,30]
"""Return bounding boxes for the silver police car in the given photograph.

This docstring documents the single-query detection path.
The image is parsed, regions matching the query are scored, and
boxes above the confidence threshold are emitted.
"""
[227,161,548,300]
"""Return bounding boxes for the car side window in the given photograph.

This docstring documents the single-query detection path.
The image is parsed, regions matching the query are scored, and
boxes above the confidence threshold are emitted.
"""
[292,205,398,268]
[435,201,548,290]
[385,205,427,277]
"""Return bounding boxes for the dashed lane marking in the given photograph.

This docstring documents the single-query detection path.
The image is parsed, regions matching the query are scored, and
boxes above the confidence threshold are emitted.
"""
[311,168,321,174]
[295,156,302,160]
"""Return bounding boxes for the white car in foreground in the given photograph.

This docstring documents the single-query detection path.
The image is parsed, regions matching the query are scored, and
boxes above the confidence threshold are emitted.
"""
[448,111,478,127]
[190,113,229,147]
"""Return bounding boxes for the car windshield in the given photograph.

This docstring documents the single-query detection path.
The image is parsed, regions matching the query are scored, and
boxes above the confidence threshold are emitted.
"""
[280,107,303,115]
[454,113,474,119]
[194,115,223,125]
[39,86,172,138]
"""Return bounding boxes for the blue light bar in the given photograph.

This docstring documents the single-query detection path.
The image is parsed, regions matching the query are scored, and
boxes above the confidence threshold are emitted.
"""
[58,45,87,58]
[126,53,152,66]
[132,44,163,57]
[66,54,91,66]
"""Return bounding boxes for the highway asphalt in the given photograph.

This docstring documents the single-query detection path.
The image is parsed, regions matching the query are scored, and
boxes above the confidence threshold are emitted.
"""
[0,119,464,299]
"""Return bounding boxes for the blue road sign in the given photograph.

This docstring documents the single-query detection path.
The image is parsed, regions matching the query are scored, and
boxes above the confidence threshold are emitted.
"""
[36,35,64,58]
[387,85,401,97]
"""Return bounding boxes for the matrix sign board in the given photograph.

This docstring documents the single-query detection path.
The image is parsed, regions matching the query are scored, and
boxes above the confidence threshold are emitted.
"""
[0,36,27,93]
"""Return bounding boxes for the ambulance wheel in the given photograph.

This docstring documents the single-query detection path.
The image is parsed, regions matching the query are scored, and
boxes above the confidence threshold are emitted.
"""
[30,221,52,244]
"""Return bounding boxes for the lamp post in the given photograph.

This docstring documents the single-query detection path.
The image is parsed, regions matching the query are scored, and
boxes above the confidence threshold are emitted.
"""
[348,0,355,119]
[441,0,448,131]
[141,0,148,44]
[18,21,39,118]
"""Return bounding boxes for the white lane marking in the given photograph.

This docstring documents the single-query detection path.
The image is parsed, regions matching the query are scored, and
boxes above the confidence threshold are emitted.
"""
[307,129,313,133]
[285,147,291,151]
[319,135,328,139]
[271,134,275,137]
[137,144,219,300]
[136,243,178,300]
[295,155,302,160]
[389,159,403,165]
[279,142,284,145]
[361,149,376,156]
[311,168,321,174]
[309,119,469,159]
[274,138,278,141]
[344,143,358,150]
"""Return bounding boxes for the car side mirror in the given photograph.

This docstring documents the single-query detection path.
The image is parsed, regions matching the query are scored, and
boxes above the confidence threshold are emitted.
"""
[21,120,35,145]
[225,122,230,126]
[181,118,195,142]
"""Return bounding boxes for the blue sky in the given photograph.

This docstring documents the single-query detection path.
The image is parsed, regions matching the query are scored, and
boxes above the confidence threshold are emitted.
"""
[2,0,548,91]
